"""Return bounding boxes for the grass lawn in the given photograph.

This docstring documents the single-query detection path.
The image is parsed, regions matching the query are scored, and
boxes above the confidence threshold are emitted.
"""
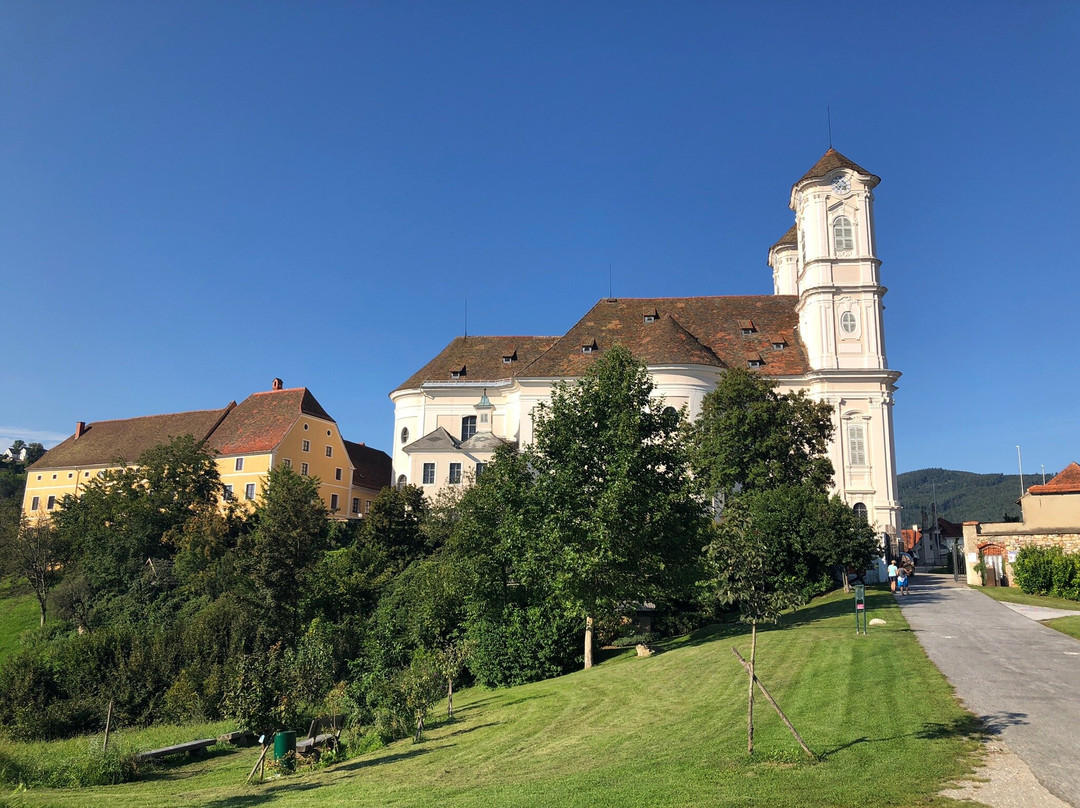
[971,585,1080,612]
[4,588,983,808]
[0,578,42,661]
[1042,616,1080,640]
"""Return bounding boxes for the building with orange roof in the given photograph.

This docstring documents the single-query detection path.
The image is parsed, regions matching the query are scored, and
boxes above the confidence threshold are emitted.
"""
[960,462,1080,586]
[23,379,390,521]
[390,149,902,541]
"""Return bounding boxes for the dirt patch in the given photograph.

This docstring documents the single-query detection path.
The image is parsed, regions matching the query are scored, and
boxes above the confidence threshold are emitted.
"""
[943,739,1071,808]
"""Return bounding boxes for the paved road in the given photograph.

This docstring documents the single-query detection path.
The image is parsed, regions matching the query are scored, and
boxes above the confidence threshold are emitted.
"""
[894,574,1080,807]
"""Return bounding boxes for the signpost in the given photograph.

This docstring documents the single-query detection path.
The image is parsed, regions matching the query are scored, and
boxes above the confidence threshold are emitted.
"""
[854,584,867,634]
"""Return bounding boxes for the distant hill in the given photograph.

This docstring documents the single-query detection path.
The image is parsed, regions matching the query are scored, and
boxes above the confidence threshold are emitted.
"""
[896,468,1053,527]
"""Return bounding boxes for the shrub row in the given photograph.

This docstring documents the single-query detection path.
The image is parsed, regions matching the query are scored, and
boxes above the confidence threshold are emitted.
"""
[1011,545,1080,601]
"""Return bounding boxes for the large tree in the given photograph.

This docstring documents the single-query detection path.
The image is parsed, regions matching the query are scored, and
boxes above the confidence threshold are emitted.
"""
[528,344,708,668]
[688,366,834,500]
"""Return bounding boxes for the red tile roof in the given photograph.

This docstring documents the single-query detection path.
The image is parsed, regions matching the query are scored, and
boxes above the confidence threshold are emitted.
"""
[208,388,334,455]
[901,528,922,551]
[397,297,810,388]
[520,296,809,379]
[344,440,392,492]
[397,336,559,389]
[28,406,235,470]
[796,148,879,186]
[1028,462,1080,495]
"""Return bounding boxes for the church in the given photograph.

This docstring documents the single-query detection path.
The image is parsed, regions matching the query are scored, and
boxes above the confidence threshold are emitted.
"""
[390,149,901,542]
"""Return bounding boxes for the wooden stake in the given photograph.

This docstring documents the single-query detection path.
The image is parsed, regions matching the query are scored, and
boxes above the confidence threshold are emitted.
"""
[103,700,114,752]
[732,647,817,760]
[747,624,756,755]
[246,742,270,784]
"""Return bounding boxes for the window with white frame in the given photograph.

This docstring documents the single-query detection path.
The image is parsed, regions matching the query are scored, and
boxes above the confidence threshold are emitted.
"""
[840,310,857,334]
[461,416,477,441]
[235,457,244,471]
[245,483,256,501]
[833,216,854,251]
[335,468,342,481]
[475,462,486,478]
[853,502,868,522]
[301,462,309,476]
[223,485,234,501]
[847,422,867,466]
[302,440,310,452]
[449,463,462,485]
[365,499,372,515]
[325,445,333,458]
[47,495,56,510]
[31,496,40,511]
[352,497,360,514]
[423,463,436,485]
[331,493,339,511]
[283,458,291,469]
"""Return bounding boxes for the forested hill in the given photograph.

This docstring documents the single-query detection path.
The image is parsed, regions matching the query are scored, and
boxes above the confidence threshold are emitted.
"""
[896,468,1052,526]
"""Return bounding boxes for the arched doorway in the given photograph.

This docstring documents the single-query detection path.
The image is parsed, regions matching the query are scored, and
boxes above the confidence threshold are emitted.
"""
[978,542,1006,586]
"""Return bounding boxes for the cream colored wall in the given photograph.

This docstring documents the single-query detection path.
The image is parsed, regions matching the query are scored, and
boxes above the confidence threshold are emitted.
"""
[273,416,353,517]
[1020,492,1080,529]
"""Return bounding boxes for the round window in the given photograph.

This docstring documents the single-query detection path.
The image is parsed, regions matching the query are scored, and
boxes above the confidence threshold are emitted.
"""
[840,311,857,334]
[400,427,410,444]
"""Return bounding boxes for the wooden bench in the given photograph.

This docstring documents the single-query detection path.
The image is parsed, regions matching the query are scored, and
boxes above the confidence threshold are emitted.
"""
[217,730,256,747]
[135,738,216,762]
[294,715,343,760]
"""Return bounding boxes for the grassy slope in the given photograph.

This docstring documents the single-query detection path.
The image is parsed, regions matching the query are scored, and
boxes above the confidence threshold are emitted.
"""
[0,579,41,661]
[971,585,1080,612]
[8,588,982,808]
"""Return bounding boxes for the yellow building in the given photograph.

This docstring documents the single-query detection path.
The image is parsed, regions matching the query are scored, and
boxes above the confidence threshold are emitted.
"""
[22,380,391,521]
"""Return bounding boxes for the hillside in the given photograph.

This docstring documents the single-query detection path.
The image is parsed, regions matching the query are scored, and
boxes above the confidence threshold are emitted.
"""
[897,467,1051,525]
[8,588,980,808]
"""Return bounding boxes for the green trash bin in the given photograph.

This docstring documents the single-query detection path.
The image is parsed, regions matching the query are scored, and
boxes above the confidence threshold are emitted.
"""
[274,730,296,764]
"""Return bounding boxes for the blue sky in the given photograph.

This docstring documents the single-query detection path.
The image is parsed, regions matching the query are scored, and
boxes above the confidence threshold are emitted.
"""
[2,2,1078,475]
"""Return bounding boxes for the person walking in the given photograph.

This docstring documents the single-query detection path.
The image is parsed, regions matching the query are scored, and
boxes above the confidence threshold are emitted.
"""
[887,559,899,593]
[897,566,909,595]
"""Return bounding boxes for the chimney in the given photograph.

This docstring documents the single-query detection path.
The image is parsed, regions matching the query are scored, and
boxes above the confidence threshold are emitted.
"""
[272,378,283,391]
[75,421,86,439]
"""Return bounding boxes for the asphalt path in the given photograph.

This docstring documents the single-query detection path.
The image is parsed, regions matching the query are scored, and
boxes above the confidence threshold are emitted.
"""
[894,574,1080,807]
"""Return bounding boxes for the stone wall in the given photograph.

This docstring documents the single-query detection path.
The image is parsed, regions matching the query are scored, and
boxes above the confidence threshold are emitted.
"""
[961,521,1080,586]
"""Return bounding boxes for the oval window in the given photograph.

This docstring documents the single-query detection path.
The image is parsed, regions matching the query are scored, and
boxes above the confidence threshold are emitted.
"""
[400,427,410,444]
[840,311,857,334]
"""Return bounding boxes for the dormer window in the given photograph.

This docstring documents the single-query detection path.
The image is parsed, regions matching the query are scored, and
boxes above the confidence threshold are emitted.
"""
[740,320,757,335]
[643,307,659,323]
[746,353,765,368]
[502,349,517,364]
[450,365,466,379]
[833,216,854,251]
[582,338,598,354]
[771,339,787,351]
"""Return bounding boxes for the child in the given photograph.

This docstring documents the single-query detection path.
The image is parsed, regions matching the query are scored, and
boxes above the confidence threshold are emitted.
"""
[887,560,898,592]
[897,567,909,595]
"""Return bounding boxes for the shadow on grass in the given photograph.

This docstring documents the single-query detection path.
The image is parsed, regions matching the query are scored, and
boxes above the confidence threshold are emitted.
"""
[332,746,432,774]
[135,745,238,782]
[199,780,325,808]
[819,712,1027,758]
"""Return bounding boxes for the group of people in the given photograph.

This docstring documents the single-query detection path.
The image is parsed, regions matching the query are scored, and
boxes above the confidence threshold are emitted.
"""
[887,557,913,595]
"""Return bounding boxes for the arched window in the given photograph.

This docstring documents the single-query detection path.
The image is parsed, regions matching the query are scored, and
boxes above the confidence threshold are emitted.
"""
[833,216,854,251]
[847,422,867,466]
[396,474,407,490]
[853,503,868,522]
[400,427,409,444]
[461,415,477,441]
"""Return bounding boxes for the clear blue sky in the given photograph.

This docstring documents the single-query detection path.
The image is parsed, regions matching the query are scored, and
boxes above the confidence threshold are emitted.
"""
[3,2,1078,475]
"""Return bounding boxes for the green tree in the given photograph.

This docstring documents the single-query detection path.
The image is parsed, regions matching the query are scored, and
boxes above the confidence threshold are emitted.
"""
[704,491,808,755]
[358,484,429,571]
[0,516,66,625]
[688,367,834,500]
[52,434,221,613]
[528,345,708,668]
[242,465,329,646]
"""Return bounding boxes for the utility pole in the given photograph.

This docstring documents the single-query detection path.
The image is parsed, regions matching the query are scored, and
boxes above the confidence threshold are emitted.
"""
[1016,445,1024,497]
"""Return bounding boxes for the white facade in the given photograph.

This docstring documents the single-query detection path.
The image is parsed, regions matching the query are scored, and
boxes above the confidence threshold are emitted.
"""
[391,150,901,541]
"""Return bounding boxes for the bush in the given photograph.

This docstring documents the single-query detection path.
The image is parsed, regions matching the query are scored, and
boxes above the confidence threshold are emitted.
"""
[1013,546,1080,601]
[466,605,582,688]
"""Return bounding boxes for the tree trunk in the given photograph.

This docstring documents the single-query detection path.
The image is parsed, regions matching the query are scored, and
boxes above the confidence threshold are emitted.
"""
[414,709,424,743]
[747,622,756,755]
[37,597,46,627]
[447,677,454,720]
[584,616,594,669]
[840,565,851,593]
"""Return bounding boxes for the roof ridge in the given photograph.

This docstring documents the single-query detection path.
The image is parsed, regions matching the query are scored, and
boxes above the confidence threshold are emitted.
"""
[77,405,233,426]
